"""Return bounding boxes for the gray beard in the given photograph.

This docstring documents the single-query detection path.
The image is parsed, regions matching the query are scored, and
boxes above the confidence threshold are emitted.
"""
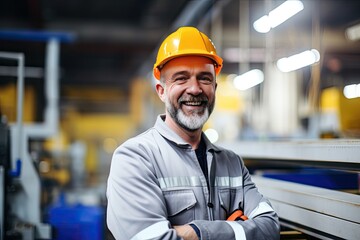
[165,97,213,132]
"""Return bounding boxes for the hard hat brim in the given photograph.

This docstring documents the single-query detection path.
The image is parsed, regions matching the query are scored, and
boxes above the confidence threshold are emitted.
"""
[153,52,223,80]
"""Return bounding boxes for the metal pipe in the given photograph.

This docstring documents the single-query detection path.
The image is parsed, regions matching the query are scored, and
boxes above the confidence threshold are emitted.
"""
[24,38,59,137]
[0,52,25,173]
[16,53,24,165]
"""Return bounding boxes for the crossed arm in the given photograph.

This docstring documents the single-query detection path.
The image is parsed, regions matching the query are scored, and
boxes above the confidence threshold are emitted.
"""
[174,225,198,240]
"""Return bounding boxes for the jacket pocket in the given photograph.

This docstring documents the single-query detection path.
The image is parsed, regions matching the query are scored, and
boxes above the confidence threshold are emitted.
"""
[218,188,243,219]
[163,189,197,225]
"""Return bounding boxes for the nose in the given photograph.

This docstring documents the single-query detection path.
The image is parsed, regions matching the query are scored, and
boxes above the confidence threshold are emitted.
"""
[186,77,203,95]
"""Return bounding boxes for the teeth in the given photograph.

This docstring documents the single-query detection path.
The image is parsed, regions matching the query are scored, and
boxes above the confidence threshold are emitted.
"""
[185,101,201,106]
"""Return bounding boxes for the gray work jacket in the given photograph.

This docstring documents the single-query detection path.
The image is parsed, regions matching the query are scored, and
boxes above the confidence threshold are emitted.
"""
[107,115,280,240]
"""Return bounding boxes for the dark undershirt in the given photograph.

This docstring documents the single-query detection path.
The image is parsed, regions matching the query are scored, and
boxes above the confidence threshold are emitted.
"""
[195,137,208,181]
[192,138,209,238]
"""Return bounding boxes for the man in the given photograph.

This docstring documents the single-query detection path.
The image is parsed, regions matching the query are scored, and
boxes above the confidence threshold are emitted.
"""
[107,26,280,240]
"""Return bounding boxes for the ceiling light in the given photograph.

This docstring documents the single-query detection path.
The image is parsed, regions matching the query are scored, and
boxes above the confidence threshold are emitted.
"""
[253,16,271,33]
[346,23,360,41]
[233,69,264,90]
[204,128,219,143]
[343,84,360,99]
[253,0,304,33]
[276,49,320,72]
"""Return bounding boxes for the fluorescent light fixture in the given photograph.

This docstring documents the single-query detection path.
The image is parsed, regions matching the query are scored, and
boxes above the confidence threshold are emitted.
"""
[253,16,271,33]
[204,128,219,143]
[269,0,304,28]
[277,49,320,72]
[346,23,360,41]
[233,69,264,90]
[343,84,360,99]
[253,0,304,33]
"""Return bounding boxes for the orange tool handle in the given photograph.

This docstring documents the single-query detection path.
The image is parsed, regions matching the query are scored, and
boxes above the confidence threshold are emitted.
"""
[227,209,248,221]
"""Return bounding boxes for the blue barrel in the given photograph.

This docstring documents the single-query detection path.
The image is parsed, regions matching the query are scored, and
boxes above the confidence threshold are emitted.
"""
[47,198,105,240]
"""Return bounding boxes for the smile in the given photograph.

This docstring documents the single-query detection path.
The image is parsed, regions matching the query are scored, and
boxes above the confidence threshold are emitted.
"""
[183,101,203,106]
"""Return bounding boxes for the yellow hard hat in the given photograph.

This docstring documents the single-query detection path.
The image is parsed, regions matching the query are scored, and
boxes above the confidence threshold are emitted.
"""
[153,26,223,80]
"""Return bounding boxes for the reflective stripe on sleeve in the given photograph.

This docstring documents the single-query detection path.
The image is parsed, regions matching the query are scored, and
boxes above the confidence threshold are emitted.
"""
[225,221,246,240]
[131,221,170,240]
[158,176,242,189]
[248,201,275,219]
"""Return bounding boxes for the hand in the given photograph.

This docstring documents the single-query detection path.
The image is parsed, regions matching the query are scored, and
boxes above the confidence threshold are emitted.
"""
[173,225,199,240]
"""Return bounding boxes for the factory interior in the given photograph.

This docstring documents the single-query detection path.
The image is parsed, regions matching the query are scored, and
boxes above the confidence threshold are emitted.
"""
[0,0,360,239]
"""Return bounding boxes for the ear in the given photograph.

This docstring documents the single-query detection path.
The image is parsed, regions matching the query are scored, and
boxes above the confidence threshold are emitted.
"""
[155,82,166,102]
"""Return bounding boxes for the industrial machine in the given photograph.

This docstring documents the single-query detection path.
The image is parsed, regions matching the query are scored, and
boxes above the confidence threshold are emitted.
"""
[0,117,10,240]
[0,30,74,240]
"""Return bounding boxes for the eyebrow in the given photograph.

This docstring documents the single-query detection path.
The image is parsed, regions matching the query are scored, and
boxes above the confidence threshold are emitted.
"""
[170,71,214,80]
[197,71,214,78]
[171,71,189,80]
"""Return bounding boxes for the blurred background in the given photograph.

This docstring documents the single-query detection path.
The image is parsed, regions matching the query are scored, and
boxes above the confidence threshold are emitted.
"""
[0,0,359,239]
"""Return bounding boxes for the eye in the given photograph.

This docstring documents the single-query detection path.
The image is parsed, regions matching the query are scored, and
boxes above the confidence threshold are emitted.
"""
[199,76,213,84]
[174,76,188,83]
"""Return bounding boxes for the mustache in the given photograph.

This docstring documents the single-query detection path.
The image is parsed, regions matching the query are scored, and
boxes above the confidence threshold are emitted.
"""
[178,94,208,103]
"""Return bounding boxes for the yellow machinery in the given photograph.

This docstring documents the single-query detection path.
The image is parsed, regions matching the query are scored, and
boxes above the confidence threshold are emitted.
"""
[320,86,360,138]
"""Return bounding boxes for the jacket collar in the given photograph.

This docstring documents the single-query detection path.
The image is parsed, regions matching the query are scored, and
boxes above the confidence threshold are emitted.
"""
[154,114,222,152]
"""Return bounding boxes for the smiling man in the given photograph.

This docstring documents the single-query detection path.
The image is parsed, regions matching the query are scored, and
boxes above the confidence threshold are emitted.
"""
[157,56,216,147]
[106,26,280,240]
